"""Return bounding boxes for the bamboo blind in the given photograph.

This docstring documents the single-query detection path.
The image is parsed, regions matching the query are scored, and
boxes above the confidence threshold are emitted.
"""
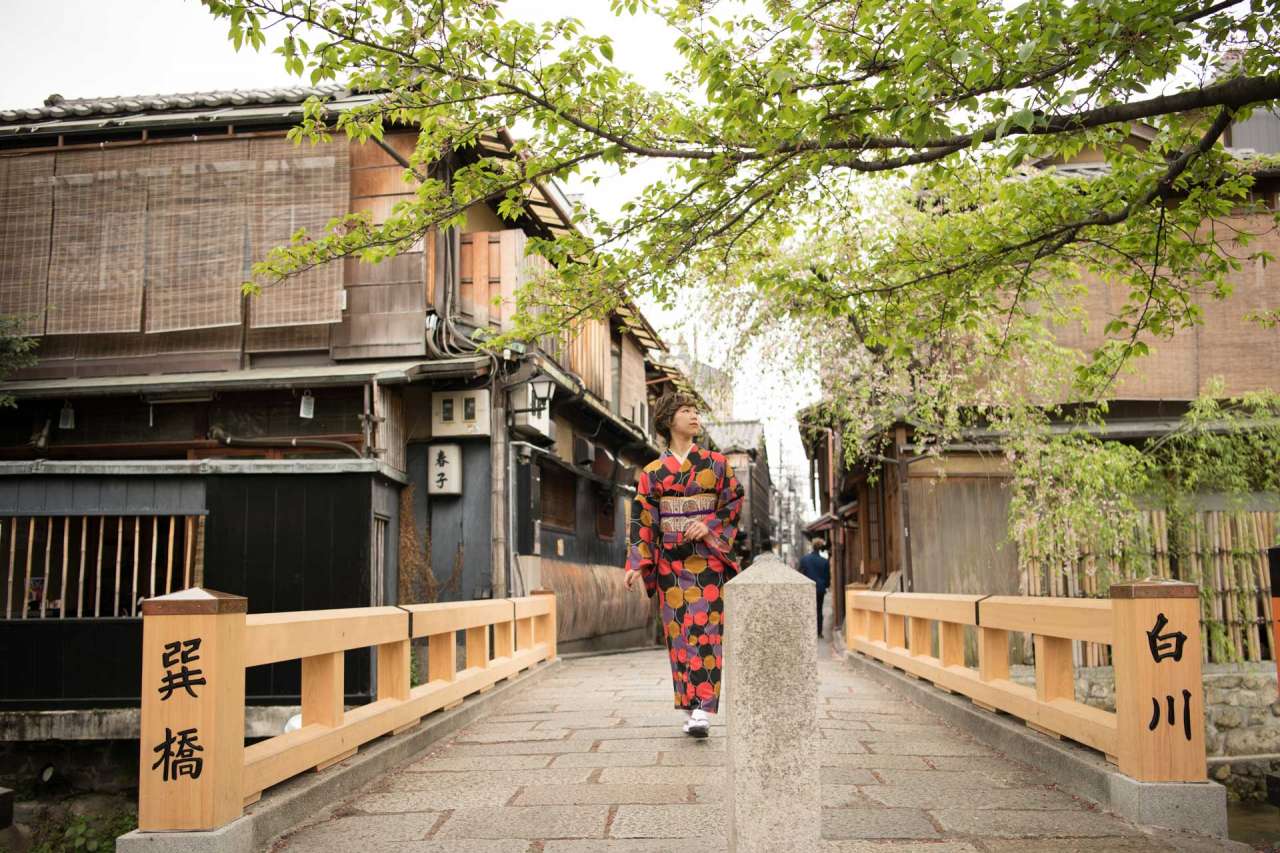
[1,514,204,620]
[1020,509,1277,665]
[0,153,54,336]
[144,140,253,333]
[46,148,149,334]
[248,136,348,329]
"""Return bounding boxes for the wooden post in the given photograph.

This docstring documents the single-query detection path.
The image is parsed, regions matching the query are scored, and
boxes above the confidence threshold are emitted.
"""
[465,625,489,671]
[516,616,534,652]
[377,639,411,701]
[494,618,515,659]
[867,607,884,645]
[427,632,456,684]
[939,622,965,668]
[1112,580,1207,782]
[1034,635,1074,702]
[844,584,871,650]
[885,612,906,651]
[301,653,344,728]
[532,590,557,660]
[138,589,247,832]
[978,627,1010,682]
[907,616,931,658]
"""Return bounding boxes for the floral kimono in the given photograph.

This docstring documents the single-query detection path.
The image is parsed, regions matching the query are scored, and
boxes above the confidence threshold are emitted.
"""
[627,444,744,712]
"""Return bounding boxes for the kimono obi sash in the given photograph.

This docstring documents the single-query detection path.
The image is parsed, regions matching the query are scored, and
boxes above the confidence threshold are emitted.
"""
[659,493,717,534]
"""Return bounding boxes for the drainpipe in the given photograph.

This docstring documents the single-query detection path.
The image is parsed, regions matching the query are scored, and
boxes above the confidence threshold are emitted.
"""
[894,425,914,593]
[491,373,508,598]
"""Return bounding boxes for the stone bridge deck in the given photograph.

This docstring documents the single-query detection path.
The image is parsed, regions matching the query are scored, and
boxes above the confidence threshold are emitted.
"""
[272,645,1227,853]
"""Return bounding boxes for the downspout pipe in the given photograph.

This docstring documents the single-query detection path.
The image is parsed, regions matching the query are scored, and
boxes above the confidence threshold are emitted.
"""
[207,426,364,459]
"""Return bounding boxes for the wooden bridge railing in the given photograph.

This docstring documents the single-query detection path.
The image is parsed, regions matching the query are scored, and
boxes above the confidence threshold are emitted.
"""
[845,580,1207,784]
[136,588,556,832]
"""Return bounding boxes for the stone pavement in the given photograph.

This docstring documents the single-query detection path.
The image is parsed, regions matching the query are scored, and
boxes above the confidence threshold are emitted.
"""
[271,642,1231,853]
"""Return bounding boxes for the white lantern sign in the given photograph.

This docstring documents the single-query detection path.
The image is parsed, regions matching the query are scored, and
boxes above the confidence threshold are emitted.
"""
[427,444,462,495]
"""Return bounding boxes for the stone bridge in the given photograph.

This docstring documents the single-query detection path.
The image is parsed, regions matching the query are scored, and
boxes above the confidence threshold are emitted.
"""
[247,645,1230,853]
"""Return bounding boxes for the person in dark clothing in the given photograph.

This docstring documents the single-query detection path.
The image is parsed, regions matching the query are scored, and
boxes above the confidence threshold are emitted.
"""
[798,539,830,637]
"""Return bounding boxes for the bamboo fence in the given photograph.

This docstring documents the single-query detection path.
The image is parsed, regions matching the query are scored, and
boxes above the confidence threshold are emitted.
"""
[1019,509,1276,666]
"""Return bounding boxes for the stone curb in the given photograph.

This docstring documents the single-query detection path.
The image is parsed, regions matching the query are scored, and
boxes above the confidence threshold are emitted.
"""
[116,657,564,853]
[835,637,1240,845]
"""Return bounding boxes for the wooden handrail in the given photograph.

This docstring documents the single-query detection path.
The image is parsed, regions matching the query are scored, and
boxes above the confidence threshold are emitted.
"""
[136,590,557,832]
[844,583,1207,785]
[245,606,408,667]
[979,596,1112,645]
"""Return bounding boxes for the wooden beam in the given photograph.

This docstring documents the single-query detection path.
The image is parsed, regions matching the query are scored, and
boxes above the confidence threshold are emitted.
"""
[22,518,33,619]
[165,516,176,595]
[245,608,408,668]
[150,515,159,598]
[42,517,53,618]
[3,520,12,620]
[59,517,69,619]
[77,516,87,617]
[132,517,140,616]
[94,517,104,618]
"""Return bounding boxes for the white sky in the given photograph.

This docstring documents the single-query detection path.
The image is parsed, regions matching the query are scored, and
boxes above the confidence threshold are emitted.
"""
[0,0,818,510]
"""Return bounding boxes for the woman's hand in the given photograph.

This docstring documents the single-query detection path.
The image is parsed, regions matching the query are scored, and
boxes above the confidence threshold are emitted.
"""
[623,569,641,590]
[685,520,711,541]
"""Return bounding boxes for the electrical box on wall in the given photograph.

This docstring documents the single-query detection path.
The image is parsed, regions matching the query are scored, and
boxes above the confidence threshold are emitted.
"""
[431,390,491,437]
[510,384,552,441]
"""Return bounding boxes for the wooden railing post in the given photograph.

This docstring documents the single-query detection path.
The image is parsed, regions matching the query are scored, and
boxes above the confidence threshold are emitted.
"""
[939,621,965,668]
[886,608,906,651]
[907,616,931,658]
[867,605,884,644]
[844,583,870,650]
[1112,580,1207,782]
[494,613,515,659]
[516,615,534,651]
[427,632,456,684]
[465,625,489,671]
[138,589,246,832]
[301,652,344,728]
[532,589,557,660]
[977,627,1009,682]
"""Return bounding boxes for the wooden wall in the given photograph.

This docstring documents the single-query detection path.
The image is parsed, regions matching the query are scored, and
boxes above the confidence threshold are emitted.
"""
[620,335,647,427]
[906,455,1020,596]
[333,132,428,360]
[453,229,644,407]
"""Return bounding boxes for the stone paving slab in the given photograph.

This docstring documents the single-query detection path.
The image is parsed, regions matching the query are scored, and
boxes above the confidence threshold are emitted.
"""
[270,645,1228,852]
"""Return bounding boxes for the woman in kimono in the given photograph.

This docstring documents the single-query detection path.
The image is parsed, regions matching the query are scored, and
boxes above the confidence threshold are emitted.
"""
[623,393,744,737]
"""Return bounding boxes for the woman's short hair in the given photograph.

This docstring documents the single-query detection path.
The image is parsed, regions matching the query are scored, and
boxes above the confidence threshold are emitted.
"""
[652,392,701,443]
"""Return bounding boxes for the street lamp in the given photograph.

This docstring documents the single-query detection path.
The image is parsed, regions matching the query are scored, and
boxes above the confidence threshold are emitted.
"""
[511,375,556,416]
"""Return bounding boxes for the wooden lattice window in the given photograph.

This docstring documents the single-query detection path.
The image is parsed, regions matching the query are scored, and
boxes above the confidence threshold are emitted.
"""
[595,489,616,540]
[540,464,577,532]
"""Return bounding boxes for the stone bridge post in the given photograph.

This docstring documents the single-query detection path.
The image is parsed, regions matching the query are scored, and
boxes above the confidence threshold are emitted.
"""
[724,553,819,853]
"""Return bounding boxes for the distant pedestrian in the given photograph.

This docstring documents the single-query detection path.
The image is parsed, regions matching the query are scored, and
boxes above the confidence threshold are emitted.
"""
[624,393,744,738]
[799,538,830,637]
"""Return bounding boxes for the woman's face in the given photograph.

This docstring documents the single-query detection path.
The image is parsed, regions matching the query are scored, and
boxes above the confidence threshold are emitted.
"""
[671,404,701,439]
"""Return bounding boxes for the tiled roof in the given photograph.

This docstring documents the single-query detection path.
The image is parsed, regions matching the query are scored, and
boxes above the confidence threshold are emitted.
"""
[0,85,348,124]
[705,420,766,454]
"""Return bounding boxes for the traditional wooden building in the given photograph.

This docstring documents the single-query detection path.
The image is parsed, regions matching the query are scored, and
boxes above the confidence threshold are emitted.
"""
[0,86,687,715]
[703,420,774,564]
[802,115,1280,652]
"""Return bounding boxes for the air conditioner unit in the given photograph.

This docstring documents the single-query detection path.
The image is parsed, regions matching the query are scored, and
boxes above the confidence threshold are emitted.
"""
[431,390,491,437]
[573,436,595,467]
[510,384,551,440]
